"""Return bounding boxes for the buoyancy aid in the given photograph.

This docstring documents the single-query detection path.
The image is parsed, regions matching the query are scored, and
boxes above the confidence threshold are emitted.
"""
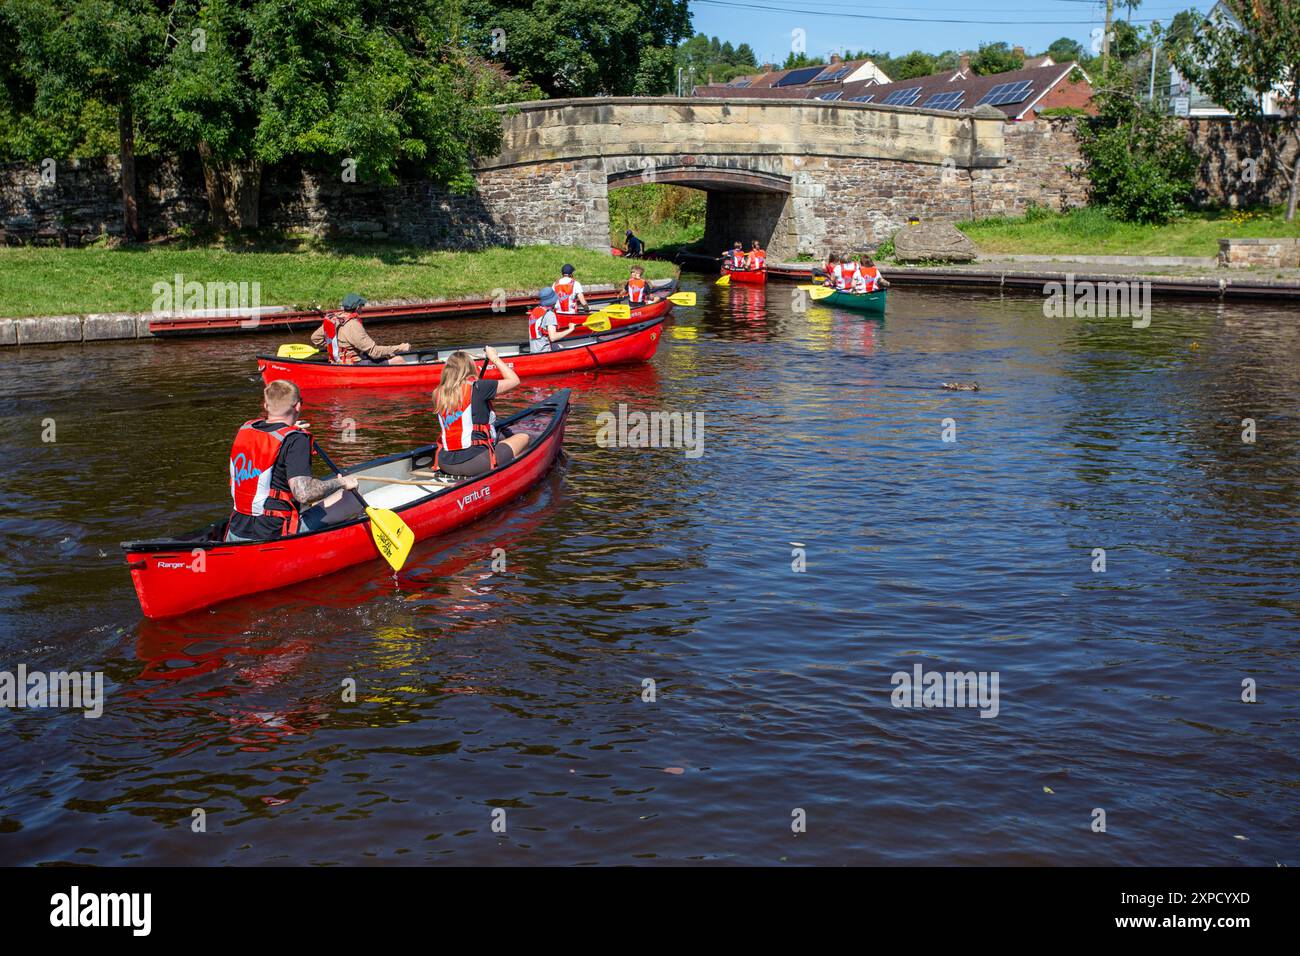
[552,277,578,315]
[322,310,359,365]
[626,277,648,303]
[834,262,860,292]
[228,420,310,538]
[859,266,881,292]
[747,249,766,269]
[437,380,497,469]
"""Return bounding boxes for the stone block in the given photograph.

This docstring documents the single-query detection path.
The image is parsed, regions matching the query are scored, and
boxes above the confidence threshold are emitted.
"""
[83,313,139,341]
[893,221,979,262]
[0,319,15,346]
[16,316,82,345]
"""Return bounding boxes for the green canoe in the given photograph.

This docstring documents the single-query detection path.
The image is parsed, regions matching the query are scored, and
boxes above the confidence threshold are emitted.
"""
[820,288,887,314]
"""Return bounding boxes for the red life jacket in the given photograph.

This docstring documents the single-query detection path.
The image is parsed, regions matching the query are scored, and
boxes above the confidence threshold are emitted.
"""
[321,311,359,365]
[437,380,497,469]
[626,277,648,303]
[552,278,578,315]
[748,250,766,269]
[528,306,556,347]
[859,266,880,292]
[833,262,859,292]
[228,420,310,538]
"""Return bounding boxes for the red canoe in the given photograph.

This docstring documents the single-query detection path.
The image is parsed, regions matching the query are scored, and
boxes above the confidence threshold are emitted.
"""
[722,264,767,285]
[582,295,673,329]
[259,316,665,390]
[122,391,570,618]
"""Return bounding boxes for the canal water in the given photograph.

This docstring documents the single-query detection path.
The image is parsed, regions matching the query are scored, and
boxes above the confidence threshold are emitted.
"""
[1,275,1296,865]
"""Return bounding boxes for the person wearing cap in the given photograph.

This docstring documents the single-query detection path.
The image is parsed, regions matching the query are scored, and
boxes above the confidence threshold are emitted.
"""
[310,293,411,365]
[527,287,578,354]
[552,264,588,317]
[624,230,645,258]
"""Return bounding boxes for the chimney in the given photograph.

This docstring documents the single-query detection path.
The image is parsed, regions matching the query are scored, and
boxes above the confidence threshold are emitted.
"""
[760,63,774,73]
[1013,45,1025,58]
[830,54,842,64]
[959,54,970,73]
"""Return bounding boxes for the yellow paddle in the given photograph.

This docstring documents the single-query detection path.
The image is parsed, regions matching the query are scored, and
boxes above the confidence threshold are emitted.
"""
[715,273,731,287]
[583,315,613,333]
[593,303,631,319]
[277,343,321,359]
[667,291,697,306]
[806,286,836,300]
[314,444,414,572]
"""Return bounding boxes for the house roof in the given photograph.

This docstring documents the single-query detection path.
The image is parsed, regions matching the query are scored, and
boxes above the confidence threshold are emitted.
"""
[697,61,1089,120]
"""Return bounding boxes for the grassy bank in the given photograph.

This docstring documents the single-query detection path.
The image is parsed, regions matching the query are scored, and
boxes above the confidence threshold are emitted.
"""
[609,183,706,252]
[0,239,678,319]
[959,206,1300,258]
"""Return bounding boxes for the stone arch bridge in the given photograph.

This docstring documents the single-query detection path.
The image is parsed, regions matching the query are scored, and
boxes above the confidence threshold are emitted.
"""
[473,97,1025,260]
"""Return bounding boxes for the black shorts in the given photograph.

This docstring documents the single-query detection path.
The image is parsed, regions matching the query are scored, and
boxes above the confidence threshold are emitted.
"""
[439,443,514,477]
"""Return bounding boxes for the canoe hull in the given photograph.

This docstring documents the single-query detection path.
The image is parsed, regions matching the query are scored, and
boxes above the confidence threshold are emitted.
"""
[122,392,570,619]
[824,289,887,313]
[722,266,767,285]
[259,317,664,390]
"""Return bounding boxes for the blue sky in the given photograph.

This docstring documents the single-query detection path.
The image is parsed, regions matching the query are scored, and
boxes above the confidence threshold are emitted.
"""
[686,0,1216,67]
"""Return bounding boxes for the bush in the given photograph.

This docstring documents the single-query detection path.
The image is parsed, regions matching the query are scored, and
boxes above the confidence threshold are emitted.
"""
[1077,67,1197,224]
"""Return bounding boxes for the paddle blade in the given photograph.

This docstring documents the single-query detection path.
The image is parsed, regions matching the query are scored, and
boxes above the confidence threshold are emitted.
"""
[715,274,730,286]
[583,314,613,333]
[366,507,414,571]
[807,286,835,300]
[796,284,825,292]
[277,343,320,359]
[667,292,697,306]
[601,303,631,319]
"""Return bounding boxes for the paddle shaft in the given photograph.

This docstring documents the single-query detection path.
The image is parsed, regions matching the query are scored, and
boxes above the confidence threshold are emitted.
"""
[312,441,372,513]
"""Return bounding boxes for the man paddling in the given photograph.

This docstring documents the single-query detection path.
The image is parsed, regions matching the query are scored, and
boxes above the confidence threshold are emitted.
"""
[226,380,360,542]
[310,293,411,365]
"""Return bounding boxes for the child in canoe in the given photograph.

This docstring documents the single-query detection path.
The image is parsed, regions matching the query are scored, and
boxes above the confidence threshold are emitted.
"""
[620,265,663,305]
[434,347,532,477]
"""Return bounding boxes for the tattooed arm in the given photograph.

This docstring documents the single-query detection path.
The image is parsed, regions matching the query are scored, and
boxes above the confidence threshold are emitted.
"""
[289,473,358,507]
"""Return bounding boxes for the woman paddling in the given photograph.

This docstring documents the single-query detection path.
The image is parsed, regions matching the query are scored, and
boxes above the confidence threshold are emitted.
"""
[434,347,531,477]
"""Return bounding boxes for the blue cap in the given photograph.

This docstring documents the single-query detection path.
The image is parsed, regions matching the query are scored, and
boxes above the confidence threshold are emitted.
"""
[539,288,558,307]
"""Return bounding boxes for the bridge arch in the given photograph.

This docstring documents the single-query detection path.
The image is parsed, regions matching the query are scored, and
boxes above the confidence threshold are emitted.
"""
[474,97,1010,259]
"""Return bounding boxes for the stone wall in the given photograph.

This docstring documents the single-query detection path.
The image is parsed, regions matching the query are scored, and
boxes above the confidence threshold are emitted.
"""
[1187,118,1299,209]
[973,117,1089,218]
[0,155,208,244]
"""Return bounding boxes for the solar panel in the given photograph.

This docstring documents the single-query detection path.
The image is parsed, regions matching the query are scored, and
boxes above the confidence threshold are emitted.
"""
[975,81,1034,106]
[847,94,875,103]
[775,66,824,87]
[880,87,923,106]
[923,90,965,110]
[817,91,843,101]
[817,66,852,83]
[729,78,752,88]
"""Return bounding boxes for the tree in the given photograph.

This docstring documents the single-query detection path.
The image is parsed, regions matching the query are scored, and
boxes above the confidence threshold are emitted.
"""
[1110,19,1144,63]
[1171,0,1300,219]
[7,0,164,241]
[1045,37,1085,64]
[970,42,1024,76]
[1077,64,1198,223]
[735,43,757,68]
[464,0,691,97]
[1167,9,1199,46]
[890,51,937,80]
[781,52,825,71]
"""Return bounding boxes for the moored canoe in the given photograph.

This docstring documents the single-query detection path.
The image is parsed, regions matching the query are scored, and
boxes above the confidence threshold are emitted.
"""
[258,316,665,390]
[122,391,570,618]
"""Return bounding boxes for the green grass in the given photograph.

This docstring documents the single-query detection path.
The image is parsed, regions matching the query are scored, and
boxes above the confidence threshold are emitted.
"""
[959,206,1300,258]
[609,183,706,252]
[0,238,678,318]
